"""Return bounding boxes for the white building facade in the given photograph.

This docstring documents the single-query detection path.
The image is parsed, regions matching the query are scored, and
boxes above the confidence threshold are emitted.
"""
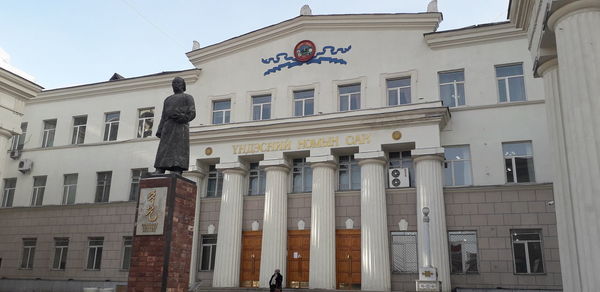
[0,4,567,292]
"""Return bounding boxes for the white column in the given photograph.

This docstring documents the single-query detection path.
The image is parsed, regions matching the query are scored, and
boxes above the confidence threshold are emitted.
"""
[259,160,290,288]
[537,59,581,292]
[212,163,246,287]
[412,148,450,292]
[547,2,600,290]
[183,169,207,287]
[355,151,391,291]
[307,156,337,289]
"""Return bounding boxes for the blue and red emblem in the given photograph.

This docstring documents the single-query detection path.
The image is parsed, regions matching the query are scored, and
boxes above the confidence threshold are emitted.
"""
[294,40,316,62]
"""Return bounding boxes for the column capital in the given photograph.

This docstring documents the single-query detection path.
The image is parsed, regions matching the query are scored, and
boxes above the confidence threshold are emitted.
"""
[183,169,207,179]
[307,155,337,169]
[259,159,291,172]
[216,162,247,175]
[548,0,600,31]
[536,58,559,78]
[355,151,387,166]
[411,147,444,163]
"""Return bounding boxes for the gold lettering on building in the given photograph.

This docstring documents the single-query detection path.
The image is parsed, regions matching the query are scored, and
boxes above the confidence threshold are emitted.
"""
[297,136,339,149]
[145,190,158,222]
[345,134,371,145]
[230,134,373,154]
[232,140,292,154]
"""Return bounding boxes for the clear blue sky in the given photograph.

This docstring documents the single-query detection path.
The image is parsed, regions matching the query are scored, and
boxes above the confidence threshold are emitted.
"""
[0,0,509,89]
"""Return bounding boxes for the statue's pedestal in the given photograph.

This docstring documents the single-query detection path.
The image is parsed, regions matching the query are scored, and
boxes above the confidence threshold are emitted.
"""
[127,174,197,292]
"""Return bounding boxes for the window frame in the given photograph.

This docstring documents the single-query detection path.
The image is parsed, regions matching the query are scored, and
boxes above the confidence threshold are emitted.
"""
[443,145,473,187]
[71,115,87,145]
[2,178,17,208]
[103,111,120,142]
[496,63,527,103]
[41,119,57,148]
[206,165,223,198]
[248,162,266,196]
[338,155,361,191]
[293,89,315,117]
[95,171,112,203]
[86,237,104,271]
[391,231,418,273]
[20,238,37,269]
[30,176,47,206]
[502,141,535,184]
[511,229,545,275]
[121,236,133,270]
[129,168,148,201]
[52,238,69,270]
[11,122,28,151]
[137,108,154,138]
[338,83,362,112]
[386,77,412,106]
[438,69,466,107]
[62,173,78,205]
[212,99,232,124]
[448,230,479,274]
[292,158,312,193]
[251,94,272,121]
[198,234,217,271]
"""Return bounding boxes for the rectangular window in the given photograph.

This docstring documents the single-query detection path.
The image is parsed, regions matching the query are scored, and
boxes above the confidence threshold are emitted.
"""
[503,142,535,183]
[42,119,57,148]
[212,100,231,124]
[20,238,36,269]
[71,115,87,144]
[137,108,154,138]
[86,237,104,270]
[388,151,415,187]
[129,168,148,201]
[294,89,314,117]
[252,95,272,121]
[62,174,78,205]
[103,112,120,141]
[338,155,360,191]
[95,172,112,202]
[339,84,361,111]
[512,230,544,274]
[2,178,17,207]
[11,122,27,151]
[121,237,133,270]
[444,146,472,186]
[199,235,217,271]
[439,70,465,107]
[448,231,478,274]
[391,231,418,273]
[248,162,266,196]
[207,165,223,198]
[52,238,69,270]
[496,64,526,102]
[31,176,47,206]
[292,158,312,193]
[387,77,411,106]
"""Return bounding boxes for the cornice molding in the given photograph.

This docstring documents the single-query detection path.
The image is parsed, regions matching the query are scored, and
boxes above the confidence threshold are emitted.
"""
[508,0,536,30]
[186,13,442,66]
[0,67,43,100]
[29,69,201,104]
[424,22,526,49]
[189,101,449,144]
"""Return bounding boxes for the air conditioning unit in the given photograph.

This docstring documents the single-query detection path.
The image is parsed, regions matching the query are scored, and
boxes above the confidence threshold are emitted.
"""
[9,149,21,159]
[18,159,33,173]
[388,167,409,188]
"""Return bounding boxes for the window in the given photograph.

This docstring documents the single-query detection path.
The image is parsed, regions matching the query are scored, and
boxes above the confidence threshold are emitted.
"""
[2,178,16,207]
[121,237,133,270]
[95,172,112,202]
[439,70,465,107]
[248,163,266,196]
[20,238,36,269]
[252,95,271,121]
[42,119,57,148]
[503,142,535,183]
[62,174,78,205]
[137,108,154,138]
[496,64,526,102]
[103,112,120,141]
[10,122,27,151]
[31,176,47,206]
[388,151,415,187]
[207,165,223,197]
[199,235,217,271]
[444,146,472,186]
[294,89,314,117]
[448,231,478,274]
[292,158,312,193]
[52,238,69,270]
[339,84,361,111]
[86,237,103,270]
[387,77,411,106]
[391,231,418,273]
[512,230,544,274]
[338,155,360,191]
[129,168,148,201]
[212,100,231,124]
[71,116,87,144]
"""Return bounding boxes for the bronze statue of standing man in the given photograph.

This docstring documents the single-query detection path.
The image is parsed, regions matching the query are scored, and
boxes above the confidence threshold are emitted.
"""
[154,77,196,175]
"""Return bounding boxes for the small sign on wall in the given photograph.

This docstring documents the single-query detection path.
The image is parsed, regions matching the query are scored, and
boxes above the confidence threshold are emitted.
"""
[136,187,168,235]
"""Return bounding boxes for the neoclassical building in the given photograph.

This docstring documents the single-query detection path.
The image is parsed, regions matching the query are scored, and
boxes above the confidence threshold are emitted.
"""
[2,1,597,291]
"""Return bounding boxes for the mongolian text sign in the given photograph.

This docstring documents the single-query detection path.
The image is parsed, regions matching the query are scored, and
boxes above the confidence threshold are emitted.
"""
[136,187,168,236]
[232,134,372,154]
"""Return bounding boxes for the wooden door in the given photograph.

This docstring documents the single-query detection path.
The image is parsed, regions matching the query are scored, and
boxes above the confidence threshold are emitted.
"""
[240,231,262,288]
[336,229,361,290]
[287,230,310,288]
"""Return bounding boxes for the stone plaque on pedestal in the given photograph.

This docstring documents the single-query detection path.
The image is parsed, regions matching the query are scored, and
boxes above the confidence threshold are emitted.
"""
[127,174,197,292]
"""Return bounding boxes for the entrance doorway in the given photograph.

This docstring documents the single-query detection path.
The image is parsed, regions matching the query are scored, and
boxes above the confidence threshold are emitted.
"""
[240,231,262,288]
[336,229,361,290]
[287,230,310,288]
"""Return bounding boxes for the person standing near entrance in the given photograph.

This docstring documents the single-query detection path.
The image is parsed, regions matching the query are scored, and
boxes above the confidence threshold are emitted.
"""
[269,269,283,292]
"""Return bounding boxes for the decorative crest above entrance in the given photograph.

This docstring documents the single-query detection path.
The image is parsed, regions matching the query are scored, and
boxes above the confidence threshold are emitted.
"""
[261,40,352,76]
